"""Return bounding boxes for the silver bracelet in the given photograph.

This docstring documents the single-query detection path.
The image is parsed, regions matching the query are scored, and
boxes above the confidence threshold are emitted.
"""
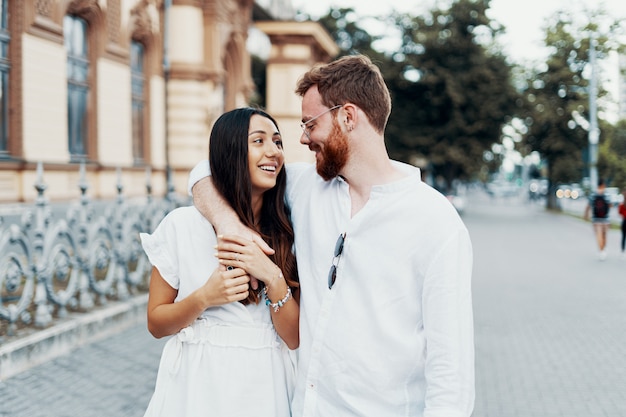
[263,273,291,312]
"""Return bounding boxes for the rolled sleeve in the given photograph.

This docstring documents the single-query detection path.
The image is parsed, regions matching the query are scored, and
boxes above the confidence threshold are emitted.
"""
[187,160,211,196]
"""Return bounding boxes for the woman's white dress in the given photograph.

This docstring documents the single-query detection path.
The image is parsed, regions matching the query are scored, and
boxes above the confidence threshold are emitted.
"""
[140,206,296,417]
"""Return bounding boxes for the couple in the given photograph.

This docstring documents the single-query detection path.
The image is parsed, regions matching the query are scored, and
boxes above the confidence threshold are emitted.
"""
[141,54,475,417]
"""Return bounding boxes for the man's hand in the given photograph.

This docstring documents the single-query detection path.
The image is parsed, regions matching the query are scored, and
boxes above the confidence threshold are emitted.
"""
[216,234,280,289]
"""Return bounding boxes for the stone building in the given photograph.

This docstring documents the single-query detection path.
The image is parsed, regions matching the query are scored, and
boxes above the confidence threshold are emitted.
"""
[0,0,337,203]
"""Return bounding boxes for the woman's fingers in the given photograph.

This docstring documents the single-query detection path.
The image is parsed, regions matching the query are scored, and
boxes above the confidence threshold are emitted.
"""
[222,269,250,301]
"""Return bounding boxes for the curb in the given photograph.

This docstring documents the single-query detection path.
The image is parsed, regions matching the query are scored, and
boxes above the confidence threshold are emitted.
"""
[0,294,148,381]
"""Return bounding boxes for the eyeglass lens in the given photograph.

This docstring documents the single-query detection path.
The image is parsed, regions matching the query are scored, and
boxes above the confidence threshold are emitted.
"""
[301,105,342,138]
[328,233,346,289]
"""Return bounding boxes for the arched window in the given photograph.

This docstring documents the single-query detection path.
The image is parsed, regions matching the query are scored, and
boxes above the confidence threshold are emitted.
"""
[0,0,9,158]
[64,14,89,161]
[131,40,145,164]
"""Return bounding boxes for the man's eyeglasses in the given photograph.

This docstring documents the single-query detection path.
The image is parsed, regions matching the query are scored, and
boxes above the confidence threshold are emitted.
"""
[328,232,346,289]
[300,105,342,140]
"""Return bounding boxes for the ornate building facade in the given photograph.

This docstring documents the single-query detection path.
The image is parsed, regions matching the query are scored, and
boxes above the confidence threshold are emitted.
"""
[0,0,337,203]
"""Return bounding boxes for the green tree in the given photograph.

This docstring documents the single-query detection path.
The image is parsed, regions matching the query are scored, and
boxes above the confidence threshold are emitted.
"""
[315,8,381,58]
[384,0,519,192]
[519,8,624,209]
[312,1,520,192]
[320,0,518,188]
[599,120,626,189]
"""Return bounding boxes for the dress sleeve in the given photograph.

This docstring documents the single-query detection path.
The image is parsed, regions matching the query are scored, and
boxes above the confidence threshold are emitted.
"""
[140,212,180,290]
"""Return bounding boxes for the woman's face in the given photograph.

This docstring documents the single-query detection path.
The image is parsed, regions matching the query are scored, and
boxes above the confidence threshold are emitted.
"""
[247,114,284,197]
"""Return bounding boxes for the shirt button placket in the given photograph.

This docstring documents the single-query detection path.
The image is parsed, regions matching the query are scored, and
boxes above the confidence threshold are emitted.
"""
[302,289,335,415]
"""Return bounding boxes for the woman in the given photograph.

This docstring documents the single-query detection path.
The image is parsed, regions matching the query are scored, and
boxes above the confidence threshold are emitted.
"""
[140,108,299,417]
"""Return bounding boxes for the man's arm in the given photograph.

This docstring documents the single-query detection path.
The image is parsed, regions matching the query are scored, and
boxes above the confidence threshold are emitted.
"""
[193,177,243,236]
[189,161,273,255]
[190,165,274,290]
[423,228,475,416]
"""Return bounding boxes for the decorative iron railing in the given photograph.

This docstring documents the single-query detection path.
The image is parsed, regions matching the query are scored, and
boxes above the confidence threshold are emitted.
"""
[0,162,182,339]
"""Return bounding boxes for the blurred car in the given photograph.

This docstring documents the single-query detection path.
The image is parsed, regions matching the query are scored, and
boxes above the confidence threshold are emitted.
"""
[604,187,624,205]
[528,179,548,200]
[555,183,583,200]
[486,180,519,198]
[446,194,466,215]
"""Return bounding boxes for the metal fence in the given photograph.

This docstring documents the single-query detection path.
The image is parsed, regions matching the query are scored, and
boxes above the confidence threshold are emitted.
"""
[0,162,181,338]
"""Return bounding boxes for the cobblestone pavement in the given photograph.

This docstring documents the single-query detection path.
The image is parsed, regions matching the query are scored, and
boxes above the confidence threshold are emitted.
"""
[1,191,625,417]
[0,324,166,417]
[468,193,626,417]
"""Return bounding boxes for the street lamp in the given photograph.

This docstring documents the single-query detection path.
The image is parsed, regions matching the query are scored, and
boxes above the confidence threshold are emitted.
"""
[588,32,599,193]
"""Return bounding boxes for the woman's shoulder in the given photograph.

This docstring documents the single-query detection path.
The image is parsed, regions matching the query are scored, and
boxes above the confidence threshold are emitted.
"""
[159,205,214,231]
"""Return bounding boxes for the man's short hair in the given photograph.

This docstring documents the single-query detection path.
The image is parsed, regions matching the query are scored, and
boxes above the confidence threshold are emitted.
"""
[295,54,392,134]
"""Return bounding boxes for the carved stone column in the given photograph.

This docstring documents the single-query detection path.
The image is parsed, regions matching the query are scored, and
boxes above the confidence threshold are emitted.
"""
[255,21,338,163]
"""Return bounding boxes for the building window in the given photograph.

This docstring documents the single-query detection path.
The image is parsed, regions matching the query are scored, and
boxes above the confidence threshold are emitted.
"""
[0,0,9,158]
[131,41,145,164]
[64,15,89,161]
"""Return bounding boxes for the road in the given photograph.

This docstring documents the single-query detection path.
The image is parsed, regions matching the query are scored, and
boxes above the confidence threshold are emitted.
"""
[1,190,625,416]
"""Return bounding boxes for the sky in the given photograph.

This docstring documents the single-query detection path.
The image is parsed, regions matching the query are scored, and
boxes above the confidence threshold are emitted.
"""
[290,0,626,63]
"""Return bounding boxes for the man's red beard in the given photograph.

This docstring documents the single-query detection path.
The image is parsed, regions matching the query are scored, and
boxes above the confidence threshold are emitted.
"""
[316,118,349,181]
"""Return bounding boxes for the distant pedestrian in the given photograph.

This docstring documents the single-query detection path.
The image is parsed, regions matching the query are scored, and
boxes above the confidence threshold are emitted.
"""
[584,178,612,260]
[618,187,626,259]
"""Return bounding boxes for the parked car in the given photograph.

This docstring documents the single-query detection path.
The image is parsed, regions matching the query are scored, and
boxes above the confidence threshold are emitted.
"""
[528,179,548,200]
[446,194,466,215]
[555,183,583,200]
[604,187,624,205]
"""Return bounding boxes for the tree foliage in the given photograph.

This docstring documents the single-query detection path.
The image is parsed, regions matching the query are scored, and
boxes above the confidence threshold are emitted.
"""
[599,120,626,189]
[518,8,624,208]
[298,0,625,198]
[386,0,519,191]
[312,0,519,192]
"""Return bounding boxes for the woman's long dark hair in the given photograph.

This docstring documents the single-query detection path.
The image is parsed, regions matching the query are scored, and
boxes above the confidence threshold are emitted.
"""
[209,107,298,305]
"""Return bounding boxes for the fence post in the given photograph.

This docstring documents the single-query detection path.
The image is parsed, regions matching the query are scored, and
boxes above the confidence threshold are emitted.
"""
[76,161,95,310]
[33,162,52,328]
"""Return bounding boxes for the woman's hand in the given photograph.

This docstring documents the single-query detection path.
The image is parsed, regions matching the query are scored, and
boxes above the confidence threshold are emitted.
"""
[216,234,282,288]
[193,176,274,290]
[197,264,251,307]
[147,265,250,339]
[216,234,300,350]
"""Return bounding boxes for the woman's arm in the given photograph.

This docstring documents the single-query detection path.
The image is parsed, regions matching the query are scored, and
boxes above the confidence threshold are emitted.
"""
[146,265,251,339]
[263,270,300,349]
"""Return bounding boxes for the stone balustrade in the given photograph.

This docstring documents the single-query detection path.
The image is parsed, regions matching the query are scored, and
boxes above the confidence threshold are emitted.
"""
[0,162,181,340]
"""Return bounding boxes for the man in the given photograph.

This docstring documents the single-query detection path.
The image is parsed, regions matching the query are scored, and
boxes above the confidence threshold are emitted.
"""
[190,55,474,417]
[584,178,612,260]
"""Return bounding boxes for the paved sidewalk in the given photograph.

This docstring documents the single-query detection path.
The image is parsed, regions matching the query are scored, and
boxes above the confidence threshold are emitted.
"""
[0,322,165,417]
[2,192,625,417]
[468,193,626,417]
